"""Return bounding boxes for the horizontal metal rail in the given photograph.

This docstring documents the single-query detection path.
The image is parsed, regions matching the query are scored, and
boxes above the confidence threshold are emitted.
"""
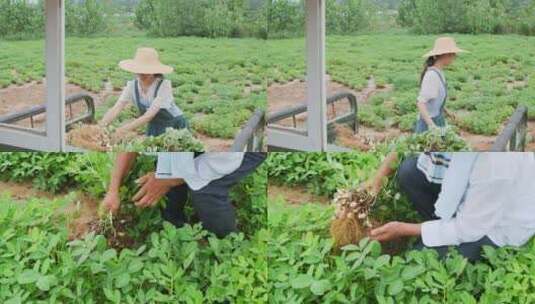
[491,105,528,152]
[267,92,358,133]
[231,109,266,152]
[0,93,95,130]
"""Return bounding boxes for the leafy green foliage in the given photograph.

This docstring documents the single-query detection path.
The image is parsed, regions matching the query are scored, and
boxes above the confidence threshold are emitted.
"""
[0,153,79,193]
[389,127,471,153]
[266,152,382,197]
[268,0,381,38]
[0,196,268,303]
[0,0,110,39]
[268,153,535,303]
[0,153,268,302]
[267,34,535,138]
[135,0,267,39]
[113,128,205,152]
[269,199,535,303]
[1,36,266,138]
[398,0,535,35]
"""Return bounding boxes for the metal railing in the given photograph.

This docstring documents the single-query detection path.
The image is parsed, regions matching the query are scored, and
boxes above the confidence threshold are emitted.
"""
[267,91,358,136]
[231,109,266,152]
[0,93,96,130]
[491,105,528,152]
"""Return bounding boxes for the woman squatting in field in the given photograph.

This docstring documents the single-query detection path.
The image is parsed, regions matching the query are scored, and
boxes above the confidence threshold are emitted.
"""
[364,152,535,262]
[100,48,188,139]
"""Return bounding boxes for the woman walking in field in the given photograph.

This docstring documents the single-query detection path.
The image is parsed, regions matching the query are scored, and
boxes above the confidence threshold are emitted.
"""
[100,48,188,138]
[414,37,467,133]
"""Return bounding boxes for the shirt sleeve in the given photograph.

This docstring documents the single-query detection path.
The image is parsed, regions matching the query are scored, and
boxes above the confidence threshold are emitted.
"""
[149,80,174,111]
[117,81,134,106]
[421,155,513,247]
[417,71,440,104]
[155,153,245,191]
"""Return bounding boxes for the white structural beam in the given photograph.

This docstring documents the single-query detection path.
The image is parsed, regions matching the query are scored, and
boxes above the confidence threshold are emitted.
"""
[267,128,317,151]
[305,0,327,151]
[0,0,65,151]
[45,0,65,151]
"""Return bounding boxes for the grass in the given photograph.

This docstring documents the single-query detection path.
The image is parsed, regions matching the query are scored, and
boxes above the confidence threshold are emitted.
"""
[0,36,267,139]
[267,33,535,136]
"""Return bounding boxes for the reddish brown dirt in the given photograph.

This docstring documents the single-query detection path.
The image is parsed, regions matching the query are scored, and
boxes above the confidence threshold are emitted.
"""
[196,132,233,152]
[62,193,101,240]
[268,76,392,129]
[268,183,330,205]
[268,78,535,151]
[0,81,235,151]
[0,80,115,130]
[0,181,57,201]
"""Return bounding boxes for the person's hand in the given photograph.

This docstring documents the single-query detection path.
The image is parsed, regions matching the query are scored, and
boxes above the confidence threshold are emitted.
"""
[133,172,184,209]
[101,190,121,215]
[370,222,421,242]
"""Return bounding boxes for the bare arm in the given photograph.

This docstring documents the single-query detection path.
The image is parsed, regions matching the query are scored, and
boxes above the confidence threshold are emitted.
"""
[116,106,159,134]
[100,100,129,127]
[108,152,138,192]
[367,152,399,195]
[417,101,437,129]
[101,152,138,214]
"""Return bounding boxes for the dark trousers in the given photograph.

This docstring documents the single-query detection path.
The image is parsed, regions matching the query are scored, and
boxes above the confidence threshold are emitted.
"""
[161,153,266,238]
[397,156,497,262]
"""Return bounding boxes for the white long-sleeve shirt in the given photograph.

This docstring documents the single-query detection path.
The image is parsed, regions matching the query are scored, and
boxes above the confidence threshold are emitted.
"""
[421,153,535,247]
[155,153,245,190]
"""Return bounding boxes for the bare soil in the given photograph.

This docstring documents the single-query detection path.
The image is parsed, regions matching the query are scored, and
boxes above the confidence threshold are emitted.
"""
[268,183,330,205]
[0,81,235,151]
[0,80,114,130]
[0,180,137,249]
[268,76,391,129]
[0,181,57,201]
[268,78,535,151]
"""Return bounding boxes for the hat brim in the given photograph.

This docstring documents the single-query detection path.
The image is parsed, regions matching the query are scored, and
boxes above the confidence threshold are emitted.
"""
[423,48,469,58]
[119,60,174,74]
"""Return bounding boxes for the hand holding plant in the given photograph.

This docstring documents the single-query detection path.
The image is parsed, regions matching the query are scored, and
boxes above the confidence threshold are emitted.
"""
[133,172,184,208]
[101,190,121,215]
[370,221,421,242]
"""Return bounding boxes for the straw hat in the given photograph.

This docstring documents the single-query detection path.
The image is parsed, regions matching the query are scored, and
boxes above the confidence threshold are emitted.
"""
[423,37,468,58]
[119,48,174,74]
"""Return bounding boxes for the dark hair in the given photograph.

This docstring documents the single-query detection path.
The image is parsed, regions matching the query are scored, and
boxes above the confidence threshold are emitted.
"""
[155,74,164,79]
[420,56,437,86]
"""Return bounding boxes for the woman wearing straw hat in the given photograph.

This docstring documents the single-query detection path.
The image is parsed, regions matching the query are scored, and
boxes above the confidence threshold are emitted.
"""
[414,37,467,133]
[100,47,188,138]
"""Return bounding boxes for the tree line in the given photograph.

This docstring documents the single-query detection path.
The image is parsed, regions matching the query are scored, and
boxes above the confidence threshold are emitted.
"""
[1,0,534,40]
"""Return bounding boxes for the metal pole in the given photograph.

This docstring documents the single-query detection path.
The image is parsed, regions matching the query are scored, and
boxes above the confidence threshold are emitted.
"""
[45,0,65,151]
[305,0,327,151]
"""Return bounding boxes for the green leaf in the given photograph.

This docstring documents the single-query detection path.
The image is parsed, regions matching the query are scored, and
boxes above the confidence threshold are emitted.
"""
[128,259,143,273]
[101,249,117,263]
[310,279,331,296]
[388,279,404,296]
[401,265,425,280]
[36,275,56,291]
[290,274,314,289]
[115,273,130,289]
[17,269,40,284]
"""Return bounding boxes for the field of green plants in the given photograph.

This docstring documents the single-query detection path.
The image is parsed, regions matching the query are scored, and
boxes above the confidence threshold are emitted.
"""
[266,153,535,303]
[0,153,267,303]
[0,37,266,139]
[267,33,535,136]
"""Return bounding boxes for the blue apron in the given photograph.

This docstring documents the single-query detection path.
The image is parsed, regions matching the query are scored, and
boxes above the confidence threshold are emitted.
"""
[134,79,188,137]
[414,69,447,134]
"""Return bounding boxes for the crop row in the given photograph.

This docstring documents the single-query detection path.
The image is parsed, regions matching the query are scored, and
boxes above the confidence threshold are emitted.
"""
[267,34,535,136]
